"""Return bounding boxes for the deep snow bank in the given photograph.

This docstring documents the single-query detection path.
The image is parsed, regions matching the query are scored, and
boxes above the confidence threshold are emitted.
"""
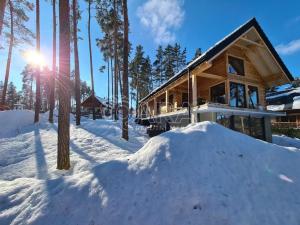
[1,121,300,225]
[0,110,35,138]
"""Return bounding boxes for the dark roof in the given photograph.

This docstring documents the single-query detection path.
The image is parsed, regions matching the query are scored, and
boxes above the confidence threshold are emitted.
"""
[267,88,300,106]
[81,95,105,107]
[140,18,294,103]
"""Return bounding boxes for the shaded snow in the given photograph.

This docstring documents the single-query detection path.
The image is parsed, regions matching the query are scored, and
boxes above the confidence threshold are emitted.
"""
[1,111,300,225]
[0,110,36,138]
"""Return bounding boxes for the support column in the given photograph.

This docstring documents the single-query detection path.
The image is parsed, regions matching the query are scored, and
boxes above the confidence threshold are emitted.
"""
[154,97,157,116]
[191,73,198,123]
[192,74,198,107]
[165,90,169,113]
[146,102,149,117]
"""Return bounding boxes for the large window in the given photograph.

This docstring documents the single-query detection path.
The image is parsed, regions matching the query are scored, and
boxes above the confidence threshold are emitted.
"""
[216,114,265,140]
[230,82,246,108]
[228,56,245,75]
[248,86,259,109]
[211,83,226,104]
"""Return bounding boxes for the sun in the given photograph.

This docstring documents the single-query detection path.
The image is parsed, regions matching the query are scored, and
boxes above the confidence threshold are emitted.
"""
[23,50,47,69]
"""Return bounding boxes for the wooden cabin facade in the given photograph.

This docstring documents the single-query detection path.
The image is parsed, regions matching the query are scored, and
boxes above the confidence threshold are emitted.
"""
[267,88,300,129]
[138,18,293,142]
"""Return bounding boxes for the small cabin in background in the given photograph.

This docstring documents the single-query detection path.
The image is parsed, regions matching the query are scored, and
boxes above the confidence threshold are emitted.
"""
[267,87,300,128]
[81,95,112,118]
[138,18,294,142]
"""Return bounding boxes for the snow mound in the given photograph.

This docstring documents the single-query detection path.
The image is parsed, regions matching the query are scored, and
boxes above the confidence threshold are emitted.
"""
[1,121,300,225]
[0,110,35,138]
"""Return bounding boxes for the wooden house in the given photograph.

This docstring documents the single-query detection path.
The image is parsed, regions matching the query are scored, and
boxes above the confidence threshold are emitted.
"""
[138,18,294,142]
[267,88,300,128]
[81,95,111,118]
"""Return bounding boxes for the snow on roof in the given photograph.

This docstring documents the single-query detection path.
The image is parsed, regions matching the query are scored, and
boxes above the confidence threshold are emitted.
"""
[266,87,300,111]
[266,87,300,100]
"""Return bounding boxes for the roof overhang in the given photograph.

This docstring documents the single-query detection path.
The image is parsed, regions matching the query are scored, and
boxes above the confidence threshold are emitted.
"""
[139,18,293,104]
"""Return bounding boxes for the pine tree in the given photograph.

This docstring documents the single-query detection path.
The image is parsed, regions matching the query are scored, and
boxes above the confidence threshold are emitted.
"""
[1,0,34,106]
[34,0,41,123]
[49,0,56,123]
[57,0,71,170]
[153,45,164,87]
[129,45,153,116]
[193,48,202,60]
[72,0,81,125]
[141,56,152,93]
[163,44,175,80]
[0,0,7,36]
[21,64,35,109]
[1,0,14,106]
[6,82,18,109]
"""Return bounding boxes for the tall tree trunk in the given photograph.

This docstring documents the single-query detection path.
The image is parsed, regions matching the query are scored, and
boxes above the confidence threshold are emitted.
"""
[30,79,33,109]
[49,0,56,123]
[88,0,95,120]
[107,60,110,113]
[57,0,71,170]
[113,0,118,120]
[122,0,129,140]
[73,0,81,125]
[1,0,13,105]
[34,0,41,123]
[135,90,138,117]
[111,57,114,119]
[117,60,123,97]
[0,0,6,37]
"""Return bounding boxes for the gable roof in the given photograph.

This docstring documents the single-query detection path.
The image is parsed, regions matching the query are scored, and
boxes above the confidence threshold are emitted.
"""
[140,18,294,103]
[81,95,105,107]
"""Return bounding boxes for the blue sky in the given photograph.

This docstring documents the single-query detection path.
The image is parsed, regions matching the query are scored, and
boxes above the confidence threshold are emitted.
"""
[1,0,300,98]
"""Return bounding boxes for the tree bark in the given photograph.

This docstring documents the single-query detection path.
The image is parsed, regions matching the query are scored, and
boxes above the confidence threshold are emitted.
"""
[111,57,114,119]
[49,0,56,123]
[122,0,129,140]
[0,0,6,37]
[88,0,95,120]
[57,0,71,170]
[113,0,118,121]
[117,60,123,98]
[34,0,41,123]
[1,0,13,106]
[73,0,81,125]
[30,79,33,109]
[107,60,110,113]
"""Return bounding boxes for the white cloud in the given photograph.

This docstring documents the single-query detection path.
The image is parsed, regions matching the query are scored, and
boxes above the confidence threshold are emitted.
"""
[276,39,300,55]
[137,0,185,45]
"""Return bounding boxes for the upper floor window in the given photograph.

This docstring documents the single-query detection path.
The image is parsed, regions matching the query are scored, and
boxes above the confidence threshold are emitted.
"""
[248,86,259,109]
[228,56,244,76]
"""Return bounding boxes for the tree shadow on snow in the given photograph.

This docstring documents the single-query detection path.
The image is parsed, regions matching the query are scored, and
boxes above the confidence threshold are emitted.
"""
[34,127,49,179]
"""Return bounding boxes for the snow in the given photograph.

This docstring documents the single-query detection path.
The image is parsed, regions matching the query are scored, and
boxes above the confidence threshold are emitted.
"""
[0,110,36,138]
[267,87,300,100]
[267,104,285,111]
[1,111,300,225]
[273,134,300,150]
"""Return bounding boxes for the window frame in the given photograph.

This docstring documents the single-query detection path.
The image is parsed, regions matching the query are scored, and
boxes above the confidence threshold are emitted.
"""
[210,82,226,104]
[229,82,247,108]
[227,55,245,76]
[248,85,259,109]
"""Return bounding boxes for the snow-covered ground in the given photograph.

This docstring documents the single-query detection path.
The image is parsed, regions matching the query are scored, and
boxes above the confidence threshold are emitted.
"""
[0,110,300,225]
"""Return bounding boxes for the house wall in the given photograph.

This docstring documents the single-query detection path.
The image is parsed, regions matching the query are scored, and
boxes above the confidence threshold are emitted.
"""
[204,45,267,107]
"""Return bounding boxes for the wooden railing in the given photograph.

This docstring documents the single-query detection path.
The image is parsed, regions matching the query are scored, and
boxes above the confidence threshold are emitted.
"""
[271,122,300,129]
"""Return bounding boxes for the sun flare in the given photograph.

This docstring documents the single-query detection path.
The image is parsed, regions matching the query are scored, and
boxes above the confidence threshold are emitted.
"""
[23,50,47,69]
